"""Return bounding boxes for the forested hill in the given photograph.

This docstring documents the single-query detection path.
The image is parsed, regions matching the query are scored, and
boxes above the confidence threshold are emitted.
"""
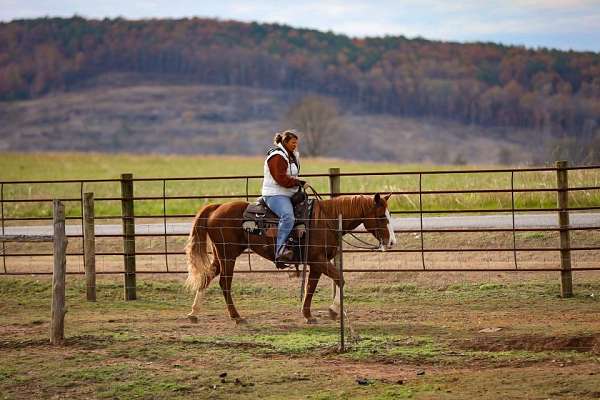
[1,16,599,139]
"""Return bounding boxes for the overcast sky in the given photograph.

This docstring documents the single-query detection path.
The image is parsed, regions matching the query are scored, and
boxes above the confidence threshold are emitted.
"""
[1,0,599,52]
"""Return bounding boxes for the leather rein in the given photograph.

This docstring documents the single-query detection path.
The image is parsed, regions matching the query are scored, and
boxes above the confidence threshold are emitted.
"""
[305,185,383,251]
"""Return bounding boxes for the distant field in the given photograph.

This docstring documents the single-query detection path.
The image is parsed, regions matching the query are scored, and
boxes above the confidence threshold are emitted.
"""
[0,75,535,164]
[0,152,598,218]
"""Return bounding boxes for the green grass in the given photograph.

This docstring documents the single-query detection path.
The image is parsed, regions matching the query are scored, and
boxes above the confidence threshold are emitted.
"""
[1,275,600,399]
[1,152,599,218]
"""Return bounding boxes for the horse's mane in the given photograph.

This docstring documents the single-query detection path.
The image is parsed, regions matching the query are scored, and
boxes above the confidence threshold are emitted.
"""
[315,195,373,221]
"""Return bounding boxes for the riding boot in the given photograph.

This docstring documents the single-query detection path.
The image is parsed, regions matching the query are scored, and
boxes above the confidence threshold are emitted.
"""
[275,246,295,269]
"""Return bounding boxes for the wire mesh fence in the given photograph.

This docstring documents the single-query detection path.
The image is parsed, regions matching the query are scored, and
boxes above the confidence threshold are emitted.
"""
[1,162,600,279]
[2,162,600,353]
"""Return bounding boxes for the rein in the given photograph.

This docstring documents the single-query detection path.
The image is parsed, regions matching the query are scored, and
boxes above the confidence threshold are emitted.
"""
[306,185,381,251]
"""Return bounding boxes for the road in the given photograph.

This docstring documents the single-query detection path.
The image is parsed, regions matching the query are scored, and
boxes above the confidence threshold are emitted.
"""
[2,213,598,236]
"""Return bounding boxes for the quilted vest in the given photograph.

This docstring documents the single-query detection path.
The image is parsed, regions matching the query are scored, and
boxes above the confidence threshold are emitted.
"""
[261,143,300,197]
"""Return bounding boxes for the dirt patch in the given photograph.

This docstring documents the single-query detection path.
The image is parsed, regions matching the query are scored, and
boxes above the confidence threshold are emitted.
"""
[323,359,422,380]
[0,334,115,350]
[0,337,50,349]
[460,334,600,354]
[65,334,116,349]
[179,337,275,351]
[0,322,47,338]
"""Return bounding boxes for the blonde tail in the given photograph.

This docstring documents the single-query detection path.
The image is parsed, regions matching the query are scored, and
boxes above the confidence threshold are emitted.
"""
[185,203,220,292]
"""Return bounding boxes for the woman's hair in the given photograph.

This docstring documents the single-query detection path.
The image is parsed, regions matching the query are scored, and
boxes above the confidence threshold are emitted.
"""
[273,129,298,145]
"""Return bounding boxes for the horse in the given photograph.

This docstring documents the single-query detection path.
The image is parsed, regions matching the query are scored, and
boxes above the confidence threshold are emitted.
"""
[185,193,396,324]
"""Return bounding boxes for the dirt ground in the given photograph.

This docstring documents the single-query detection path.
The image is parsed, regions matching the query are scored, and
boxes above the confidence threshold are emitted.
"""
[1,266,600,400]
[1,231,600,399]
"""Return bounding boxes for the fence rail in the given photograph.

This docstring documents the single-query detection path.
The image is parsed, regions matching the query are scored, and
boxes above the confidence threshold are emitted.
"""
[2,161,600,298]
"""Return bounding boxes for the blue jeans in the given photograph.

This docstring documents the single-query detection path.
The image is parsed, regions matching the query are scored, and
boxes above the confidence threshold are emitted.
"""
[263,195,295,257]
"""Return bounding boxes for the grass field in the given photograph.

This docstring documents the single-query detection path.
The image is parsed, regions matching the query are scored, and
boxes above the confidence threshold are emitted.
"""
[1,152,599,399]
[1,152,599,219]
[1,274,599,399]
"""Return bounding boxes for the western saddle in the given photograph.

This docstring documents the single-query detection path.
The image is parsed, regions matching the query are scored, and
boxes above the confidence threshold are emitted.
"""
[242,197,314,241]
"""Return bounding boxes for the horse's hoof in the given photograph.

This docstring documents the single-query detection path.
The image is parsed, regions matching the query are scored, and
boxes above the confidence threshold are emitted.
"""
[328,308,338,320]
[234,318,247,325]
[305,317,318,324]
[187,315,199,324]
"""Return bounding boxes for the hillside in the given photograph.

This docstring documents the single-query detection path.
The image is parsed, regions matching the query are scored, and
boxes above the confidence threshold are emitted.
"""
[1,17,599,144]
[0,73,534,164]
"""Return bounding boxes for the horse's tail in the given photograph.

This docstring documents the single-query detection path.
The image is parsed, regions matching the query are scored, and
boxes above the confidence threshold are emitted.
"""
[185,203,220,292]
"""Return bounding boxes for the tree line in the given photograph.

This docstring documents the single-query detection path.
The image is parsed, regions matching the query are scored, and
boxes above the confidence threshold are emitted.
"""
[1,16,599,144]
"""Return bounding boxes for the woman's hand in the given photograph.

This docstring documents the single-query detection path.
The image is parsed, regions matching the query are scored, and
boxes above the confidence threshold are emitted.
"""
[298,180,310,189]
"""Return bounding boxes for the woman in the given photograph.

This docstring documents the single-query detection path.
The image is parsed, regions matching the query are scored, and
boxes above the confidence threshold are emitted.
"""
[261,129,308,264]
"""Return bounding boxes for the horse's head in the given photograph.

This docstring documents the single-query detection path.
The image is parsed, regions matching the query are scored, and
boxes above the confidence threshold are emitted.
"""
[363,193,397,251]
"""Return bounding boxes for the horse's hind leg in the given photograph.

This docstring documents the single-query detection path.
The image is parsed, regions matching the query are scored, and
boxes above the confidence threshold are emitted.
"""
[219,259,245,324]
[187,258,220,322]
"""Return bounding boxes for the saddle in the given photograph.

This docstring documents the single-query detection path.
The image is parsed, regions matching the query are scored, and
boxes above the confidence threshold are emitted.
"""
[242,197,314,239]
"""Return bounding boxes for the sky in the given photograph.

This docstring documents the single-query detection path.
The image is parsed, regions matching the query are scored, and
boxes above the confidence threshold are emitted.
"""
[1,0,599,52]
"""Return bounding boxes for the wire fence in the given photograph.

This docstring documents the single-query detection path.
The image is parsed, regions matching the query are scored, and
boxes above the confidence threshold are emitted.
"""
[1,162,600,281]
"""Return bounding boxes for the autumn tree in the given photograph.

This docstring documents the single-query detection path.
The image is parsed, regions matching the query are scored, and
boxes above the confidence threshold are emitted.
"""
[0,16,599,145]
[284,95,342,157]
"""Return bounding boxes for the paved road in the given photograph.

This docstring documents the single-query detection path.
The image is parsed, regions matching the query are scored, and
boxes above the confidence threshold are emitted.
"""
[2,213,598,236]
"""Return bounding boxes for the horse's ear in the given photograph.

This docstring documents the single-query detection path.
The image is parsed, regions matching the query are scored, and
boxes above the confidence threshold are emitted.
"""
[374,193,381,206]
[384,193,392,201]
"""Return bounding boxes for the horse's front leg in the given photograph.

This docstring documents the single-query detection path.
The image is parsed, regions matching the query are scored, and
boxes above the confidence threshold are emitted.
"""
[321,261,343,320]
[302,268,322,324]
[219,259,245,324]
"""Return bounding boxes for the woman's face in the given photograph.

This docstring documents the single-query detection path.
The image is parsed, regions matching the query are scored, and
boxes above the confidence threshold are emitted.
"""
[284,138,298,152]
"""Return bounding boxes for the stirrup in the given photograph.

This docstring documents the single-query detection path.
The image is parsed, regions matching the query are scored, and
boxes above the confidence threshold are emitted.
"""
[275,247,295,269]
[275,260,294,270]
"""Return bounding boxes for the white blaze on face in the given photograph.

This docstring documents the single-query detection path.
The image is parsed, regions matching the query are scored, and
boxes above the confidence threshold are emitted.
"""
[385,209,397,248]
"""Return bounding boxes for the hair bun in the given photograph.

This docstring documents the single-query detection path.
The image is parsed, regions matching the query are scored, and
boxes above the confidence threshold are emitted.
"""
[273,132,284,144]
[273,129,298,145]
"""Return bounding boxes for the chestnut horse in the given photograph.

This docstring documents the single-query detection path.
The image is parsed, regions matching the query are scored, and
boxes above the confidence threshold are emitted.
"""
[185,193,396,324]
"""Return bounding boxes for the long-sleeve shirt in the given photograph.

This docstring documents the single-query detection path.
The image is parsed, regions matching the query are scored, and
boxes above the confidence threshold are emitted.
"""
[267,154,301,188]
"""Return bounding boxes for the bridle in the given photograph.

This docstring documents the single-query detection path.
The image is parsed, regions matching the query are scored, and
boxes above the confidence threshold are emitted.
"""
[305,185,387,251]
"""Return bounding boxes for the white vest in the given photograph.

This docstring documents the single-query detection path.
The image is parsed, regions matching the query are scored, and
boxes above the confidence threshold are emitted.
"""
[261,143,300,197]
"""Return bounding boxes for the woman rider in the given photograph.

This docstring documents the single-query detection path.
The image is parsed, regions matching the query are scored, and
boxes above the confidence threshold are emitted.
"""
[261,129,308,265]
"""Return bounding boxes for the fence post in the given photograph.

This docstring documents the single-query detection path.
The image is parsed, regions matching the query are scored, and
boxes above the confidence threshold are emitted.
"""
[83,192,96,302]
[337,214,345,352]
[121,173,136,300]
[328,167,341,198]
[1,183,6,274]
[556,161,573,298]
[329,168,341,298]
[50,200,67,345]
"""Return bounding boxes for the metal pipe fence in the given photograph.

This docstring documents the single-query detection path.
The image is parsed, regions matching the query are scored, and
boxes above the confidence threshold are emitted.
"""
[1,162,600,288]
